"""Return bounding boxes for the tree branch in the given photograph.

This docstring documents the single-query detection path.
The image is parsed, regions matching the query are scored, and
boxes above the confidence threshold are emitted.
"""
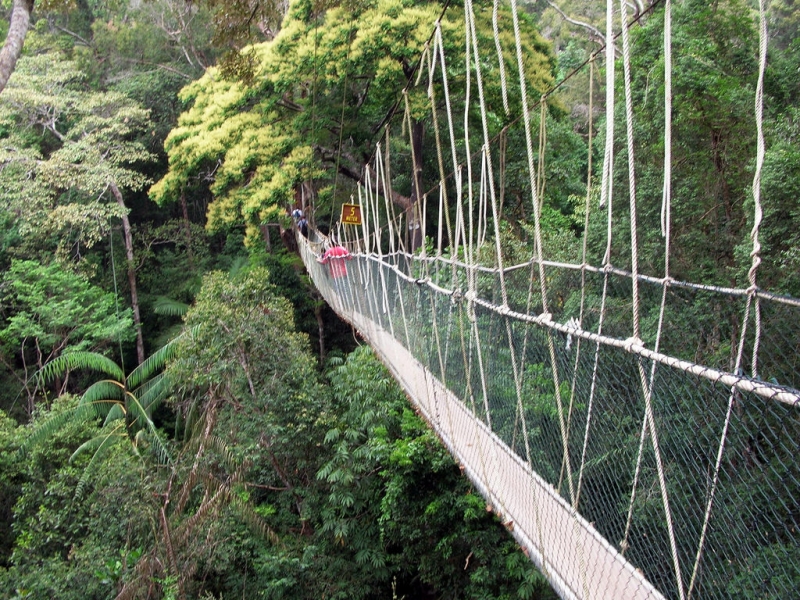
[313,145,413,211]
[545,0,605,45]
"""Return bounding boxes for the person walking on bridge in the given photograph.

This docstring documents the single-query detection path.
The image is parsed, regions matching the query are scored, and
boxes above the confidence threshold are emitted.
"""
[318,244,351,278]
[318,243,352,310]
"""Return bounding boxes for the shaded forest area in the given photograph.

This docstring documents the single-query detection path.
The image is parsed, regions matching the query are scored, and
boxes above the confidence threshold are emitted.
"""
[0,0,798,598]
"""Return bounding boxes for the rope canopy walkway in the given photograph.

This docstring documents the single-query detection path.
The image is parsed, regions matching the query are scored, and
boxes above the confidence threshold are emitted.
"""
[297,1,800,598]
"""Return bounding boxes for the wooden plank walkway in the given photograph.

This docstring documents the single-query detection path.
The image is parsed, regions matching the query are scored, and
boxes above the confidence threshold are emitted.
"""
[338,303,667,600]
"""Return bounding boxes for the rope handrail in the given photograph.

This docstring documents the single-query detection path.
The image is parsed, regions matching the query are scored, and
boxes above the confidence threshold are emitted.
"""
[330,249,800,407]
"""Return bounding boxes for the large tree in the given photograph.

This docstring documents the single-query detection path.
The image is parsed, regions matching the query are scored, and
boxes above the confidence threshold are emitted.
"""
[0,53,155,364]
[150,0,556,250]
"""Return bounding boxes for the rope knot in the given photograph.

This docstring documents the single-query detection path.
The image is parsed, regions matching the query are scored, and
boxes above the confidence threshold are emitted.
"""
[539,312,552,323]
[497,304,511,316]
[623,336,643,353]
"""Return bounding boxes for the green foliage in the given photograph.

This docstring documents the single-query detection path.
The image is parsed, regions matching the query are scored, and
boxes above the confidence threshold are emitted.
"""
[311,346,555,599]
[0,259,134,363]
[0,410,23,568]
[0,52,155,263]
[0,259,135,414]
[21,329,189,502]
[0,395,155,600]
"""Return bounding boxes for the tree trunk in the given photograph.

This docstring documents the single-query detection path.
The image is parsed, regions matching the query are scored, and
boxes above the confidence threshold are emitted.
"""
[407,119,424,252]
[110,182,146,365]
[179,190,194,270]
[315,300,325,362]
[0,0,33,94]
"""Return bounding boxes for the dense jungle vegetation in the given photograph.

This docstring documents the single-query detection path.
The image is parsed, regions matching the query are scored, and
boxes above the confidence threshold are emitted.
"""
[0,0,798,598]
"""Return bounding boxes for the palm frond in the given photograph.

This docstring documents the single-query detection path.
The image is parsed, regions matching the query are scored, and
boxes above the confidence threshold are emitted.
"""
[71,425,125,501]
[127,326,198,389]
[135,372,171,414]
[127,393,172,464]
[228,256,248,276]
[230,492,280,545]
[103,402,126,426]
[173,481,227,547]
[38,351,124,385]
[18,407,79,457]
[81,380,125,407]
[203,434,239,470]
[182,397,202,442]
[126,392,156,432]
[133,428,173,465]
[152,296,190,317]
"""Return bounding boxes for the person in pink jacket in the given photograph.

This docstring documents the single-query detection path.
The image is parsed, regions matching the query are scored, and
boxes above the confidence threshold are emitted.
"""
[318,244,351,278]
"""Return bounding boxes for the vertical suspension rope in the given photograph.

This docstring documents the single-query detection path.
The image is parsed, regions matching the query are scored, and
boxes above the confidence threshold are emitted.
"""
[573,58,595,509]
[748,0,766,380]
[622,0,673,563]
[509,0,576,506]
[600,0,615,221]
[686,3,769,596]
[426,34,453,260]
[435,23,462,271]
[619,2,685,598]
[492,0,510,116]
[536,99,547,212]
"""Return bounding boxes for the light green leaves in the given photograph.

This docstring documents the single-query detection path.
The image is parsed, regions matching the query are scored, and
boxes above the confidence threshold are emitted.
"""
[0,52,155,260]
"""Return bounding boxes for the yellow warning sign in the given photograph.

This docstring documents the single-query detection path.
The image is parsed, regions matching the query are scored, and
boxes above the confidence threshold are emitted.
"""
[341,203,362,225]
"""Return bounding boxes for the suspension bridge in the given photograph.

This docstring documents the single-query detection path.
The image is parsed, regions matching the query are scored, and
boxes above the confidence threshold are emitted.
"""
[296,1,799,598]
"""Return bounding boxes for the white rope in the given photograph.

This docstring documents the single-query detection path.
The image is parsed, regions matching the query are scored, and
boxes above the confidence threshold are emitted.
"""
[687,3,769,596]
[748,0,767,380]
[660,0,672,246]
[573,58,596,510]
[600,0,615,224]
[619,3,684,595]
[492,0,510,116]
[435,23,462,261]
[509,0,576,506]
[426,34,452,260]
[622,0,673,558]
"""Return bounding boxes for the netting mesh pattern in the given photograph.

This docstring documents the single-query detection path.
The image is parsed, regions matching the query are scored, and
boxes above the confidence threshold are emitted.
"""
[301,238,799,600]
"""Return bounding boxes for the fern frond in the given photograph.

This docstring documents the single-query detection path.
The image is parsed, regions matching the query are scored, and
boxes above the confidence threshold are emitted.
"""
[152,296,190,317]
[38,351,124,385]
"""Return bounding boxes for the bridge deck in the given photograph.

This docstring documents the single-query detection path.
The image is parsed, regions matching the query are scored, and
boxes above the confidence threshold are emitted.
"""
[338,303,666,600]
